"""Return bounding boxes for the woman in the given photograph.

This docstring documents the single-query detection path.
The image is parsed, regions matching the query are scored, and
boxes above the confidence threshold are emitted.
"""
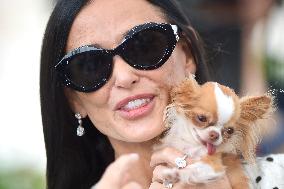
[40,0,233,188]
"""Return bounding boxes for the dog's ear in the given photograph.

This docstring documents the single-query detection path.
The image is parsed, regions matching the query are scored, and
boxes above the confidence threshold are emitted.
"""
[170,77,200,103]
[237,95,274,162]
[239,95,273,123]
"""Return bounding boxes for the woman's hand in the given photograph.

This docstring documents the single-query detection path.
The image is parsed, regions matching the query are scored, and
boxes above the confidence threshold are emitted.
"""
[93,153,142,189]
[149,147,232,189]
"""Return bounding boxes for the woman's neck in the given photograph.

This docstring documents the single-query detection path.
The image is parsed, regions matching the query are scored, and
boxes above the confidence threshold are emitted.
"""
[108,137,156,188]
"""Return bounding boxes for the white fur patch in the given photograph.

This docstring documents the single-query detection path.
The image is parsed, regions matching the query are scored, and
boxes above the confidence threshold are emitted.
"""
[179,161,225,184]
[214,83,235,125]
[197,126,223,146]
[159,105,207,157]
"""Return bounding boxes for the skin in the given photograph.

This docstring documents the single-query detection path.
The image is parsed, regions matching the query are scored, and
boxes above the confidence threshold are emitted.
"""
[66,0,232,188]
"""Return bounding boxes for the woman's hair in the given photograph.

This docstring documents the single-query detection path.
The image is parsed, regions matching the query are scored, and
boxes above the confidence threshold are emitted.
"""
[40,0,210,188]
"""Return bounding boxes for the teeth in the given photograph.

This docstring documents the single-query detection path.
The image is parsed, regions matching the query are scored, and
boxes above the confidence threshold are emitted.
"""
[123,98,151,110]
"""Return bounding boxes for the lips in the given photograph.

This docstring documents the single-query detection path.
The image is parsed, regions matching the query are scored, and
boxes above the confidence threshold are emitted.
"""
[193,128,216,155]
[114,94,155,119]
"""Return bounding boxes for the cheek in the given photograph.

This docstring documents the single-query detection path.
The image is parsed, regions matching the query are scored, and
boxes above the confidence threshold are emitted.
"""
[76,92,112,127]
[162,49,189,86]
[81,86,111,108]
[146,65,182,94]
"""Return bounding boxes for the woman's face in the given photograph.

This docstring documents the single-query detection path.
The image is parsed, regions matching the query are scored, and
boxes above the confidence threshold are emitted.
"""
[66,0,196,142]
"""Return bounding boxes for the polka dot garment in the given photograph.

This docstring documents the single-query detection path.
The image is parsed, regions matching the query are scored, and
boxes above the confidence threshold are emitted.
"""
[243,154,284,189]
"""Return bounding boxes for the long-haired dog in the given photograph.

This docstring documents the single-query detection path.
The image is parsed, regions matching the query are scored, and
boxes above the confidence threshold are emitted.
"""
[156,77,274,189]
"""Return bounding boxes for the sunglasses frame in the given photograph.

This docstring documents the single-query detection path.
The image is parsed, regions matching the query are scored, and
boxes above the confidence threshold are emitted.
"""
[55,22,180,92]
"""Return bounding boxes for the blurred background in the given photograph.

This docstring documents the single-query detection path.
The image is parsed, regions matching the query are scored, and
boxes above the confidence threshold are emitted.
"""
[0,0,283,188]
[0,0,50,188]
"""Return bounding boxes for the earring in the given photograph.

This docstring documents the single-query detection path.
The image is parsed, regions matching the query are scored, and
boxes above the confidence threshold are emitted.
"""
[75,113,85,136]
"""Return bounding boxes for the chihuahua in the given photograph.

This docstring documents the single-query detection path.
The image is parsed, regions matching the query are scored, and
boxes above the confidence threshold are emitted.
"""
[156,77,274,188]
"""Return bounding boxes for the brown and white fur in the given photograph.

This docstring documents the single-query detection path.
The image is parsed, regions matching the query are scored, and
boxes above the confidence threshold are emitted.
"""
[156,77,274,188]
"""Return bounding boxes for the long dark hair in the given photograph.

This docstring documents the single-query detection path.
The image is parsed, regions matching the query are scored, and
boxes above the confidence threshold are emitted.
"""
[40,0,210,188]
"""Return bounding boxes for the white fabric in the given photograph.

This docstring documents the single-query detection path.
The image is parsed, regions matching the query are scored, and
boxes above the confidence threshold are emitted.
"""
[242,154,284,189]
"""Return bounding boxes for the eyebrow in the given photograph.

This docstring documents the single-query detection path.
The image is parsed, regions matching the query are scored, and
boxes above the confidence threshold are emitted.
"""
[92,29,130,49]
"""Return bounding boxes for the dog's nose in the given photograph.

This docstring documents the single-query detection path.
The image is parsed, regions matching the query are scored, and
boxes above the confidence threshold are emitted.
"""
[209,131,219,142]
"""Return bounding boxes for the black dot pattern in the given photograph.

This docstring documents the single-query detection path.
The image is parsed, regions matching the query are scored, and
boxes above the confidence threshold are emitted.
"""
[243,155,284,189]
[256,176,262,183]
[266,157,274,162]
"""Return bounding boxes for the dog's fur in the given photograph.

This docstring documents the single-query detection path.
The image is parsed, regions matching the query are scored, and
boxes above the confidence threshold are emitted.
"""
[156,77,274,188]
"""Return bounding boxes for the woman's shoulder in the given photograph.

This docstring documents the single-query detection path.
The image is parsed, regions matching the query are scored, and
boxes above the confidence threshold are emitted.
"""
[242,154,284,189]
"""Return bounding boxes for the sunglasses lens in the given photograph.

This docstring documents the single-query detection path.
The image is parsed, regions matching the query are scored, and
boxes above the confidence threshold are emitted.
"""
[64,51,112,91]
[122,28,171,69]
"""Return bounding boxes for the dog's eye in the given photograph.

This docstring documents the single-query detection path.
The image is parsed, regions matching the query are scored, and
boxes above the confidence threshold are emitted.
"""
[197,115,207,123]
[226,127,234,135]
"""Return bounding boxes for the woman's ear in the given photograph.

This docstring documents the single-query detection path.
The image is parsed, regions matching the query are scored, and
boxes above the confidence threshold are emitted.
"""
[64,88,88,118]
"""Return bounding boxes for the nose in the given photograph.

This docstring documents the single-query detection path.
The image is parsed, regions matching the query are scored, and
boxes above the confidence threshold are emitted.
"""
[112,56,140,89]
[209,130,219,142]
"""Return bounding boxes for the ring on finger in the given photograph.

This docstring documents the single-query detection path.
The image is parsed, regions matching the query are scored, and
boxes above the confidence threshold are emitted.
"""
[174,154,188,169]
[163,179,173,189]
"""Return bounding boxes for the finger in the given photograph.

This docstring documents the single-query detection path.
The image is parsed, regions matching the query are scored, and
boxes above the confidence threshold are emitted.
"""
[150,147,189,168]
[98,153,139,187]
[121,181,142,189]
[149,182,163,189]
[152,165,179,184]
[108,153,139,173]
[152,165,167,183]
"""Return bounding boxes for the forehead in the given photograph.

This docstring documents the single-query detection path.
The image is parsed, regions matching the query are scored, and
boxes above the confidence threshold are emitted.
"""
[66,0,166,52]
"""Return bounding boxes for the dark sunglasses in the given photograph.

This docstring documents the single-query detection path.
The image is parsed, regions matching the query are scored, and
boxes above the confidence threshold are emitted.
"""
[55,22,180,92]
